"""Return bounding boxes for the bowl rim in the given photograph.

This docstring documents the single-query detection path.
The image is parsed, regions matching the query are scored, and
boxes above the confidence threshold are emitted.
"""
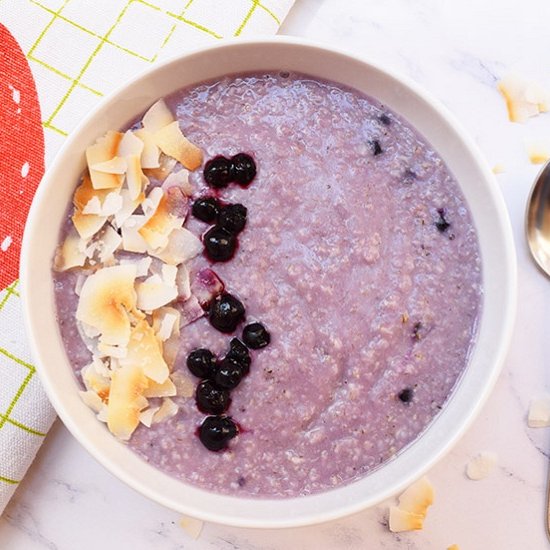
[20,35,517,528]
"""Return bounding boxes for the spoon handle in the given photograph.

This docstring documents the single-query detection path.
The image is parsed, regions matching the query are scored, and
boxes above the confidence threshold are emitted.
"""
[547,464,550,540]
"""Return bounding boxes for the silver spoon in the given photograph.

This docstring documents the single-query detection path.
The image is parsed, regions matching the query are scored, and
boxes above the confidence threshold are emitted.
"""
[525,159,550,537]
[526,160,550,277]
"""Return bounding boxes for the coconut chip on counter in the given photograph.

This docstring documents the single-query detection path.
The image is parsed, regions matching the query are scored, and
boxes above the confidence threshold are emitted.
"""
[466,451,498,480]
[179,516,204,540]
[388,476,434,533]
[497,73,550,123]
[528,395,550,427]
[525,137,550,165]
[57,98,207,441]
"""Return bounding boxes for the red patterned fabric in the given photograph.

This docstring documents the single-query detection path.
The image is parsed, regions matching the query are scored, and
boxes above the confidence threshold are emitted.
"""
[0,24,45,290]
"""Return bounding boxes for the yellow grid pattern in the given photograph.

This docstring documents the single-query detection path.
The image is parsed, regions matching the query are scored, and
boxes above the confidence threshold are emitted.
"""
[0,280,47,486]
[25,0,282,137]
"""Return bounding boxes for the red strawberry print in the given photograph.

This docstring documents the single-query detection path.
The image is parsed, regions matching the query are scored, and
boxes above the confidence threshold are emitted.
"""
[0,24,45,290]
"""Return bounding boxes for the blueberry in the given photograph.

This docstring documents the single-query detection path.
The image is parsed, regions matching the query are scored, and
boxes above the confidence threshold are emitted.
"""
[242,322,270,349]
[209,293,245,333]
[186,348,216,378]
[403,168,417,184]
[398,388,414,403]
[196,379,231,414]
[230,153,256,186]
[379,113,391,126]
[371,139,383,156]
[226,338,251,375]
[219,204,247,234]
[435,208,451,232]
[214,357,245,389]
[204,156,232,188]
[204,225,237,262]
[412,321,423,341]
[192,197,220,223]
[198,416,238,451]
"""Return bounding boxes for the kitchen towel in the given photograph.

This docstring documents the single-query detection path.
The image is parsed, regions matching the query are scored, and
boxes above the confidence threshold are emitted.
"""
[0,0,295,515]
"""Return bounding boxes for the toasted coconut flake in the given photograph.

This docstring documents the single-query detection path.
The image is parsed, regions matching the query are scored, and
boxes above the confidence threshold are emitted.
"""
[156,310,179,341]
[72,210,108,240]
[76,264,138,347]
[78,319,100,340]
[97,405,109,423]
[149,227,202,265]
[466,451,498,480]
[118,130,144,158]
[191,268,224,307]
[90,156,127,174]
[162,168,189,192]
[107,362,149,440]
[526,138,550,164]
[121,215,148,253]
[82,191,124,217]
[388,507,424,533]
[136,273,178,311]
[81,359,111,399]
[528,395,550,427]
[162,264,178,286]
[144,376,177,398]
[86,131,124,189]
[163,335,181,370]
[120,255,152,278]
[142,98,174,133]
[120,320,169,383]
[134,128,161,169]
[153,121,203,171]
[81,196,102,215]
[97,341,128,359]
[74,173,111,211]
[152,306,181,340]
[139,193,184,251]
[139,406,160,427]
[54,227,87,272]
[143,153,176,181]
[153,397,178,424]
[98,224,122,264]
[171,370,194,398]
[177,294,204,328]
[75,273,87,296]
[398,476,434,517]
[83,240,101,260]
[164,186,189,219]
[102,191,124,217]
[114,189,144,228]
[126,154,148,201]
[498,74,550,123]
[176,263,191,301]
[141,186,164,217]
[79,390,105,414]
[179,516,203,540]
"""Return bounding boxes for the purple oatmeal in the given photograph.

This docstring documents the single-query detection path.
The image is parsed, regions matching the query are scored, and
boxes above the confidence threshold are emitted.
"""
[53,72,482,498]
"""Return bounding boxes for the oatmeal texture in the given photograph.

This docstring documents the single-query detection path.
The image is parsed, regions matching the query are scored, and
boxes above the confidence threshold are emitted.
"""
[54,73,482,498]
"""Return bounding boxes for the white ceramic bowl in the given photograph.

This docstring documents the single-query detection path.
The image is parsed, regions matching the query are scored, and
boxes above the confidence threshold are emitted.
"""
[21,37,516,528]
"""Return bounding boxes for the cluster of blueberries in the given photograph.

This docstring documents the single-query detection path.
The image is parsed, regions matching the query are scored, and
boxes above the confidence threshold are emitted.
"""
[187,322,270,451]
[192,198,246,262]
[192,152,257,263]
[186,152,271,451]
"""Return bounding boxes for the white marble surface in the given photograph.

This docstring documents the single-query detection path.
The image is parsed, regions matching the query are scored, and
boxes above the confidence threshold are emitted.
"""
[2,1,550,548]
